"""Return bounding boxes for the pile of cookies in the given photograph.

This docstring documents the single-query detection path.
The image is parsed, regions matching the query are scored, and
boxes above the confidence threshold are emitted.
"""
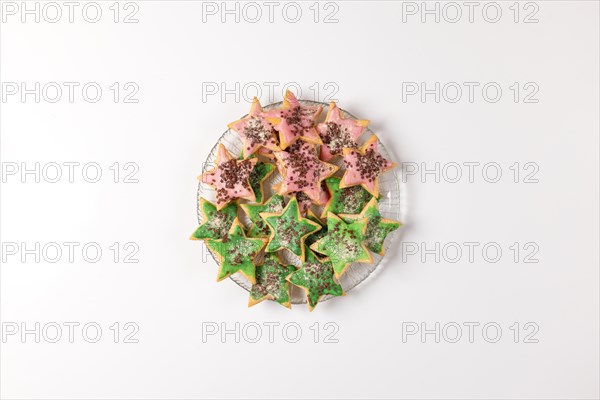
[192,91,400,311]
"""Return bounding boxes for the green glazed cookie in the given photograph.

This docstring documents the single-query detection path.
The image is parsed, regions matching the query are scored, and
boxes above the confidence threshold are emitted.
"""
[287,246,344,311]
[241,194,286,238]
[190,198,238,240]
[310,212,373,278]
[249,160,276,204]
[260,198,321,261]
[206,219,267,284]
[320,176,373,218]
[305,210,327,247]
[339,197,401,255]
[249,253,298,309]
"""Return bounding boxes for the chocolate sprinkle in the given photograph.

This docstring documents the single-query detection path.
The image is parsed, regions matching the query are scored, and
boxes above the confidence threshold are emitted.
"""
[242,116,278,148]
[351,145,391,182]
[321,122,357,155]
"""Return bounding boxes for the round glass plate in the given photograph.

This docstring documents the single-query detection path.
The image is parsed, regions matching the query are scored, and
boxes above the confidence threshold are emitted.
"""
[197,100,405,304]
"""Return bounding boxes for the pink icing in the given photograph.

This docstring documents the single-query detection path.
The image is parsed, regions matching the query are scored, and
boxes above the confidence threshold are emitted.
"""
[228,98,279,158]
[264,91,322,148]
[293,182,330,214]
[342,137,394,194]
[201,145,257,208]
[317,103,368,161]
[275,141,337,203]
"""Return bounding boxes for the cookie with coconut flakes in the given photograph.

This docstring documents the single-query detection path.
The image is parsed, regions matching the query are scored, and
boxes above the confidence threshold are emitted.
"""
[320,176,373,218]
[291,191,313,215]
[287,246,344,311]
[305,209,328,248]
[264,90,323,149]
[282,182,330,217]
[340,135,396,197]
[317,102,369,161]
[273,141,338,204]
[248,160,276,204]
[228,97,280,159]
[190,198,238,241]
[199,144,257,209]
[206,219,267,284]
[310,212,373,278]
[248,253,298,309]
[339,197,401,256]
[241,194,286,238]
[260,197,321,261]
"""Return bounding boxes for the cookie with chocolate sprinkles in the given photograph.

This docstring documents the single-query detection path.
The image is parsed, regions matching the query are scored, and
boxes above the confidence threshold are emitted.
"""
[287,246,344,311]
[248,160,276,204]
[274,141,338,204]
[340,135,396,197]
[320,176,373,218]
[248,253,298,309]
[339,197,401,256]
[206,219,267,284]
[316,101,369,162]
[310,212,373,278]
[264,90,323,149]
[228,97,280,159]
[241,194,286,238]
[190,198,238,241]
[260,197,321,261]
[305,209,327,248]
[291,191,313,215]
[200,144,257,210]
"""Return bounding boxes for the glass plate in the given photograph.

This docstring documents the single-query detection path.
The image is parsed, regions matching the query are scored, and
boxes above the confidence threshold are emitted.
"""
[197,100,405,304]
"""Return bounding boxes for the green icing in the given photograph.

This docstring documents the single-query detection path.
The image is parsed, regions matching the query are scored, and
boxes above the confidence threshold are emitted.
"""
[305,212,327,247]
[206,223,265,282]
[322,177,373,216]
[191,199,238,240]
[263,198,321,259]
[250,253,297,307]
[313,214,371,277]
[288,246,343,310]
[340,199,400,254]
[249,161,275,204]
[243,194,286,238]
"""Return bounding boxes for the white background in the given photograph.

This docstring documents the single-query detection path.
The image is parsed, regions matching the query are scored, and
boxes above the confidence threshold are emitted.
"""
[1,1,599,399]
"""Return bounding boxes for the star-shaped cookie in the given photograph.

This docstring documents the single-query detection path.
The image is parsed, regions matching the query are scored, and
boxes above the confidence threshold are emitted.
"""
[257,147,276,160]
[317,102,369,161]
[241,194,286,238]
[340,136,396,197]
[274,141,338,204]
[190,198,238,241]
[291,191,313,215]
[287,246,344,311]
[320,176,373,218]
[310,212,373,278]
[248,160,276,204]
[228,97,280,158]
[305,210,328,247]
[339,197,401,256]
[200,144,257,209]
[264,90,323,149]
[248,253,298,309]
[260,197,321,261]
[206,219,267,284]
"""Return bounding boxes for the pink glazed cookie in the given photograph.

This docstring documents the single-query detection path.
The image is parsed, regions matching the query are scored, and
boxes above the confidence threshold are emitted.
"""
[317,101,369,161]
[199,144,257,209]
[273,141,338,204]
[340,136,395,197]
[264,90,323,149]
